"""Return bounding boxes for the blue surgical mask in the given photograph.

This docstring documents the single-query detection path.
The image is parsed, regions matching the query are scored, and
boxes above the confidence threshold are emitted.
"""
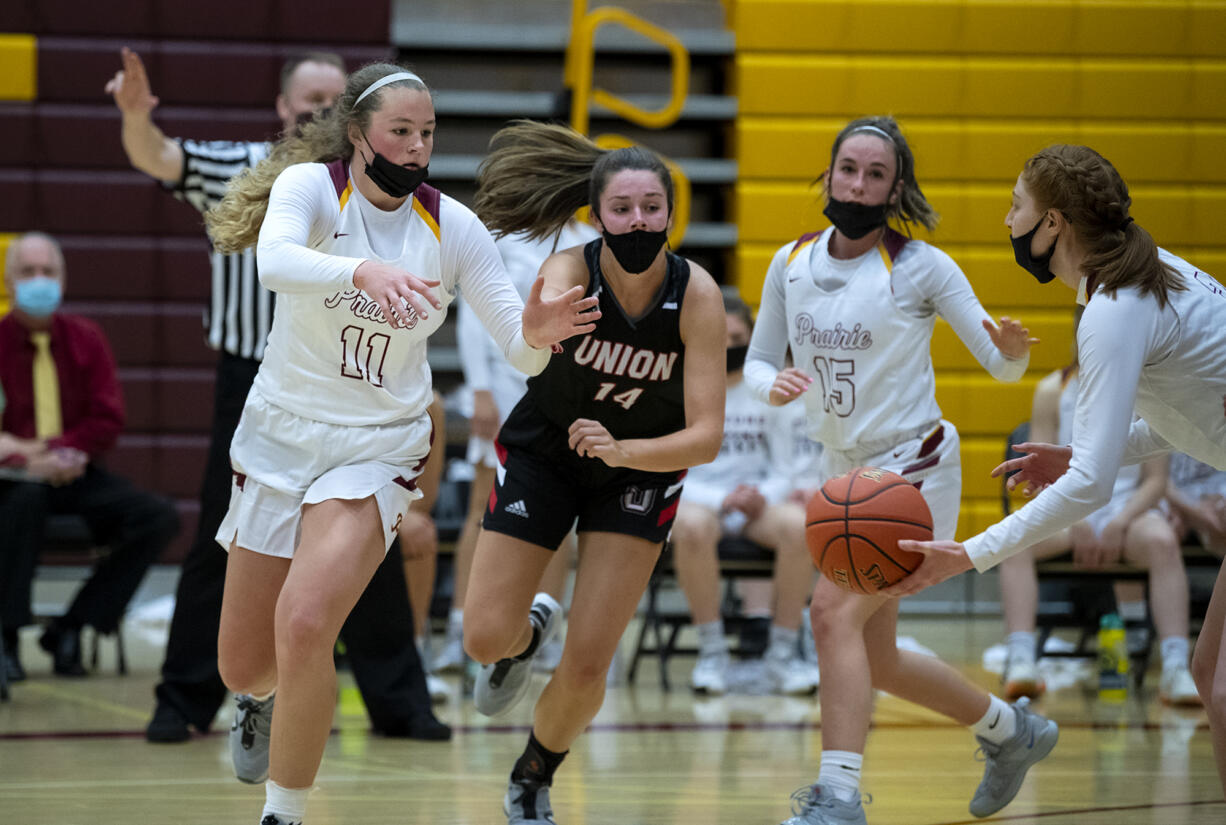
[14,277,62,318]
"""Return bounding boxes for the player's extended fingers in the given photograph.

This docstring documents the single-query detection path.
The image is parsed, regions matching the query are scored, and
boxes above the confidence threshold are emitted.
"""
[404,274,442,309]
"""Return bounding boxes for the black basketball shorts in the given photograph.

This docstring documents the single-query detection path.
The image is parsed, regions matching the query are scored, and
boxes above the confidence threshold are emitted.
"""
[481,440,686,551]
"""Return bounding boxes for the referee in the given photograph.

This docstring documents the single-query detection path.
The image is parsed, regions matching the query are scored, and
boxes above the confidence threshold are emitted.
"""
[107,47,449,743]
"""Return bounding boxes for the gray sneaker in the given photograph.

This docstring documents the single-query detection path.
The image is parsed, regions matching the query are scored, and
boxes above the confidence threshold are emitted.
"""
[969,698,1058,817]
[780,784,867,825]
[475,593,562,717]
[230,693,274,784]
[504,776,557,824]
[260,816,300,825]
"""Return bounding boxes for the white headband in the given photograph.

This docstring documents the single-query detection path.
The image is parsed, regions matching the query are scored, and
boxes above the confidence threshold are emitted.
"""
[354,71,424,106]
[847,125,895,143]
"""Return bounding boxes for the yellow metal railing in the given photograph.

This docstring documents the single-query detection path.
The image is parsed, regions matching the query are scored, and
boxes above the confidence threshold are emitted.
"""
[564,1,693,247]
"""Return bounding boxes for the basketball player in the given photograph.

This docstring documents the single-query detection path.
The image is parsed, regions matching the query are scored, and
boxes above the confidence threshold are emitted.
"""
[997,335,1200,706]
[462,121,726,825]
[432,219,600,676]
[204,68,597,825]
[888,144,1226,798]
[743,116,1054,824]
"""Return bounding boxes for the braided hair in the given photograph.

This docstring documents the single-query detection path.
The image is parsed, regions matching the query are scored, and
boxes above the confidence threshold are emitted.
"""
[1022,145,1182,306]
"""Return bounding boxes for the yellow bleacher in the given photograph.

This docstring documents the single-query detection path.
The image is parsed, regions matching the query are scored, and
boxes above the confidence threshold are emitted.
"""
[0,34,36,101]
[730,0,1226,539]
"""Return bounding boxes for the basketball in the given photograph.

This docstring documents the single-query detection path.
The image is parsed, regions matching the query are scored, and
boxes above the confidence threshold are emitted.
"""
[806,466,933,594]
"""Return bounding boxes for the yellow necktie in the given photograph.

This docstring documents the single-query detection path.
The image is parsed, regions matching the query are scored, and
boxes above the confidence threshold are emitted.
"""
[31,331,62,439]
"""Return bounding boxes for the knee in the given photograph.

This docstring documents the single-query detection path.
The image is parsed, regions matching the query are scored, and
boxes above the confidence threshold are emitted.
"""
[670,506,719,551]
[463,613,518,664]
[1191,644,1218,702]
[808,597,850,643]
[554,654,608,695]
[275,600,334,662]
[218,636,272,694]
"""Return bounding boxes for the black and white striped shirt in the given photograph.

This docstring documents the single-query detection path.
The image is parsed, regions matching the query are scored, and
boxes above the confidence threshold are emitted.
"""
[172,139,273,360]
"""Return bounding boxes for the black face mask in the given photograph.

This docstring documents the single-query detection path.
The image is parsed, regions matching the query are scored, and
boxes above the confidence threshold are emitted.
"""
[601,228,668,275]
[1010,214,1058,284]
[361,133,428,199]
[726,344,748,372]
[822,196,890,240]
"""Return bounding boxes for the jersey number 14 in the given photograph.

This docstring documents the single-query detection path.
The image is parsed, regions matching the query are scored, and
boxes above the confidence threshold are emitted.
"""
[594,382,644,410]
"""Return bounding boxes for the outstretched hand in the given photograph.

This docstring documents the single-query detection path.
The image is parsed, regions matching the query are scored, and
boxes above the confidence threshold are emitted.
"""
[991,441,1072,497]
[879,539,974,597]
[522,276,601,349]
[353,261,442,330]
[983,316,1040,360]
[105,46,159,116]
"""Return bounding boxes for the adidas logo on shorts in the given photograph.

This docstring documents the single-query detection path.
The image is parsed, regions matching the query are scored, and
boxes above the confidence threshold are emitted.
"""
[505,499,530,518]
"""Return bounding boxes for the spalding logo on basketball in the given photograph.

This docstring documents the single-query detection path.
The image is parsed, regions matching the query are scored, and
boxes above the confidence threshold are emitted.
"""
[805,466,933,594]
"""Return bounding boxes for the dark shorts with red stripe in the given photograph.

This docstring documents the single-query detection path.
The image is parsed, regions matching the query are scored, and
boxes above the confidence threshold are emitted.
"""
[481,436,687,552]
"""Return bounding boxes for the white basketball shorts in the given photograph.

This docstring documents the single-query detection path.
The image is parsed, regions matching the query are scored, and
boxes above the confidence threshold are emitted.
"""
[216,388,432,559]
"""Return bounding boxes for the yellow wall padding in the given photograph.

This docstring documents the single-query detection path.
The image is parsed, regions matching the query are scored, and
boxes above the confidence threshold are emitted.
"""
[0,35,36,101]
[734,0,1226,58]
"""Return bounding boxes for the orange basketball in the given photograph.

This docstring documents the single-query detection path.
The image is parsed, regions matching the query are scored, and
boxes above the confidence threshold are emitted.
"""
[806,466,933,594]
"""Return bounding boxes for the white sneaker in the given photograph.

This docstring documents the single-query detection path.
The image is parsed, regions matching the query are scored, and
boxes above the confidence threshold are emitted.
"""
[767,651,820,696]
[1159,664,1202,707]
[1002,657,1045,701]
[474,593,562,717]
[533,638,564,674]
[432,634,466,673]
[689,649,729,695]
[426,672,451,703]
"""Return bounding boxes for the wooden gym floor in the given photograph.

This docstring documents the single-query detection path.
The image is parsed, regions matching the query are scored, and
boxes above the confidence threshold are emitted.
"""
[1,615,1222,825]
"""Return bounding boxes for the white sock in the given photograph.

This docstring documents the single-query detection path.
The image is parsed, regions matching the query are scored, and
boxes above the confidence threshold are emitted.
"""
[972,694,1017,744]
[1005,631,1037,664]
[1118,600,1147,623]
[817,750,862,802]
[767,625,799,660]
[263,780,309,823]
[695,620,726,655]
[1160,636,1190,670]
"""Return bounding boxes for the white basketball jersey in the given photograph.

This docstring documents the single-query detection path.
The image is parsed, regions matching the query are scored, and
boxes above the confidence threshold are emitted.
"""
[784,228,941,451]
[255,163,444,426]
[1059,373,1140,497]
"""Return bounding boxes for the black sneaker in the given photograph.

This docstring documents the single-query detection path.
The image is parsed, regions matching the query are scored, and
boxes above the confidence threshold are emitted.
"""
[145,702,191,743]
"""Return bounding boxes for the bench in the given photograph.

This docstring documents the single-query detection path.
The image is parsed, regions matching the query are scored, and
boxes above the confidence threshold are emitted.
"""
[1003,421,1222,686]
[627,536,777,690]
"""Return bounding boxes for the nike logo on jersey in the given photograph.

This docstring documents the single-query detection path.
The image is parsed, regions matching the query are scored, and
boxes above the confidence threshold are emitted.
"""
[505,499,530,518]
[662,301,679,310]
[788,275,801,282]
[333,232,349,239]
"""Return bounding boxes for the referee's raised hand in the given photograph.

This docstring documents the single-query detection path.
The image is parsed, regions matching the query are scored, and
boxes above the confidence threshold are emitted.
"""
[105,46,158,117]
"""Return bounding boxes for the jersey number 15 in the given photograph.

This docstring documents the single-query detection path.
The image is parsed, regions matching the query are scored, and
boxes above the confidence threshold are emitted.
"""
[812,355,855,417]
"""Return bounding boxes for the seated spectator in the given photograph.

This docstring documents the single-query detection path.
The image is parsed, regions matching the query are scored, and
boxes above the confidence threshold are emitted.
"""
[0,232,179,681]
[1165,452,1226,558]
[998,338,1201,706]
[669,290,819,695]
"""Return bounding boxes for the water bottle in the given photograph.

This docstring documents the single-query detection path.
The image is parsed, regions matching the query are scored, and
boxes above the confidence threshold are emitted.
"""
[1097,612,1129,701]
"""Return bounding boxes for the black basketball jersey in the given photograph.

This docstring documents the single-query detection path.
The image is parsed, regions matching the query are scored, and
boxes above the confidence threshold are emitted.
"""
[506,238,689,445]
